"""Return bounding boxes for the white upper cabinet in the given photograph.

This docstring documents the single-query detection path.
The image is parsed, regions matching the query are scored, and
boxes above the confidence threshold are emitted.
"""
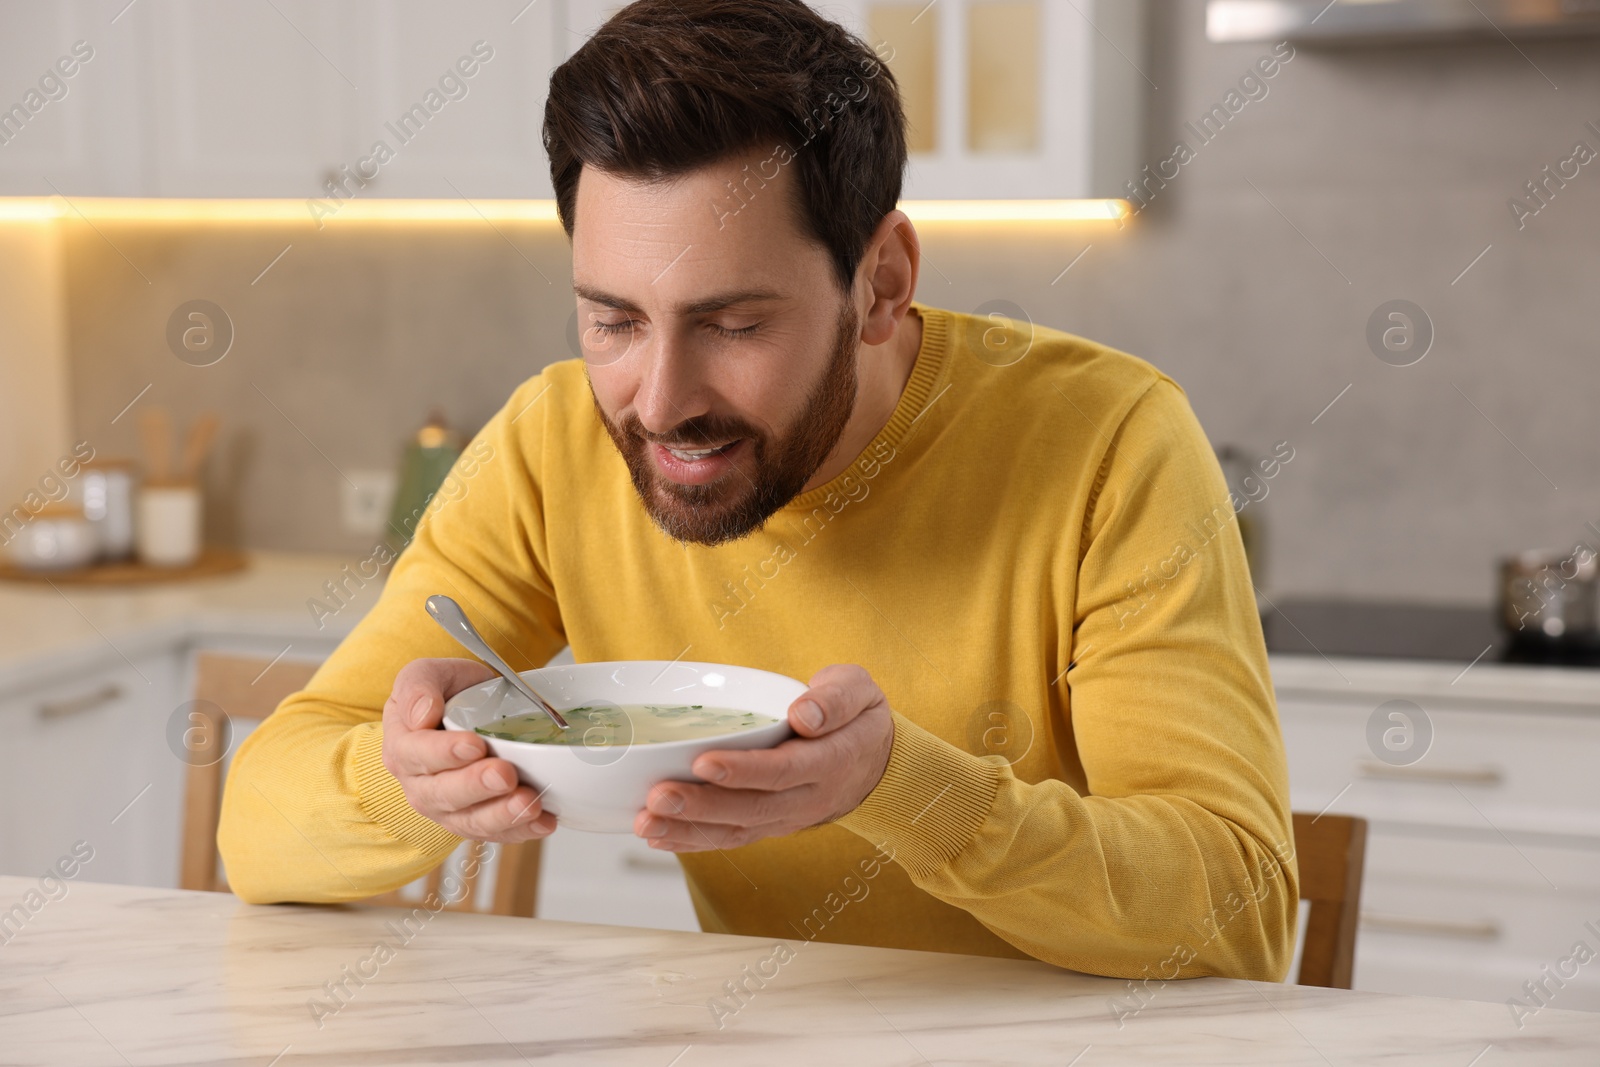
[0,0,561,199]
[142,0,355,198]
[0,0,145,196]
[341,0,560,199]
[0,0,1139,199]
[816,0,1146,199]
[555,1,1146,200]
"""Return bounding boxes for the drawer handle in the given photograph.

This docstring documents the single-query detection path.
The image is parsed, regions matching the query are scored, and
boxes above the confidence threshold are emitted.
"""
[37,683,124,719]
[1361,912,1501,941]
[624,852,681,873]
[1356,760,1503,786]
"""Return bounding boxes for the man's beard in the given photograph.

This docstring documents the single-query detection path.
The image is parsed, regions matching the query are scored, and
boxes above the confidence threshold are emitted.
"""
[592,299,860,547]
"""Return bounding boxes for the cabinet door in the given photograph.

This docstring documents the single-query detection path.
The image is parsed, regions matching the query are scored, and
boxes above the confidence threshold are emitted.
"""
[556,0,1140,199]
[345,0,562,199]
[0,652,183,889]
[814,0,1143,199]
[142,0,356,197]
[536,824,700,932]
[0,0,144,196]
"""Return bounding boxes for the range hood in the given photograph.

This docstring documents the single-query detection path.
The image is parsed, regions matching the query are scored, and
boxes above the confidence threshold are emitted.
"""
[1207,0,1600,43]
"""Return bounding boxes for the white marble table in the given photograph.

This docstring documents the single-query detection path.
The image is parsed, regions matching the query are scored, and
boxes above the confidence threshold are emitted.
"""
[2,878,1596,1065]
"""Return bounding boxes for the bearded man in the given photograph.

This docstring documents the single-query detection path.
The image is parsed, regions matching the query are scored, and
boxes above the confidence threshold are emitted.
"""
[220,0,1298,983]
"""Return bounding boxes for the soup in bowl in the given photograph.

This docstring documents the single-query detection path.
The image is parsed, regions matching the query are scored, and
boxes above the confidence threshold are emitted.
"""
[442,660,804,833]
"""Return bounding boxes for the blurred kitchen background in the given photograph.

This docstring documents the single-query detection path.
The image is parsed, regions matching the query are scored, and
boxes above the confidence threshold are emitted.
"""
[2,0,1599,1012]
[3,0,1597,598]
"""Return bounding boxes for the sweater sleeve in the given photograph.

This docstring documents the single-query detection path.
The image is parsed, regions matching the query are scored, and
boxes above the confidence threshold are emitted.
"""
[835,377,1299,982]
[217,375,568,904]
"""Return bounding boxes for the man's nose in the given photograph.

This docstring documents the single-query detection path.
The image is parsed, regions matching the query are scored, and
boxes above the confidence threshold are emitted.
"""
[633,331,711,435]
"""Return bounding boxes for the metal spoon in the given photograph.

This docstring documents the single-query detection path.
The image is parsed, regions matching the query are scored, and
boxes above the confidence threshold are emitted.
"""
[424,594,570,730]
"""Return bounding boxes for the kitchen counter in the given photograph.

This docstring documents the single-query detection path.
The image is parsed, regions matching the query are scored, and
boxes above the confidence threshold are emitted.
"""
[0,551,382,693]
[2,877,1596,1065]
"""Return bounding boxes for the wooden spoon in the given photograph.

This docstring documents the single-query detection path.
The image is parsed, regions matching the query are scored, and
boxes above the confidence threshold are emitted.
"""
[140,409,172,485]
[180,413,220,483]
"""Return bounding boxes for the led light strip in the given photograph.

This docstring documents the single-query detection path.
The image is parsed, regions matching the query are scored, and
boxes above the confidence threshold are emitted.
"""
[0,197,1131,225]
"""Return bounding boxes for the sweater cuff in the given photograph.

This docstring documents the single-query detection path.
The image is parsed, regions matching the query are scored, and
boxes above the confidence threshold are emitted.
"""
[350,722,463,858]
[835,710,1006,878]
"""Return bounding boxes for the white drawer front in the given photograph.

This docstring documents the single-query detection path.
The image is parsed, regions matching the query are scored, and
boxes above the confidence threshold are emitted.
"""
[1353,830,1600,1013]
[1281,695,1600,839]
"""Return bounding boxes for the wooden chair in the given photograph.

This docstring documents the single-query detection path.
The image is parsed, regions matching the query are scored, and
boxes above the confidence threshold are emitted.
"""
[1291,811,1368,988]
[179,651,543,916]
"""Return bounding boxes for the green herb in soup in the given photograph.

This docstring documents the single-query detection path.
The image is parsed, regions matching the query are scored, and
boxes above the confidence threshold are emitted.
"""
[474,703,772,746]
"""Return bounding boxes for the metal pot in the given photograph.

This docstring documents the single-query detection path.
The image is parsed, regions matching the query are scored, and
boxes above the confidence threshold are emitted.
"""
[1498,547,1600,642]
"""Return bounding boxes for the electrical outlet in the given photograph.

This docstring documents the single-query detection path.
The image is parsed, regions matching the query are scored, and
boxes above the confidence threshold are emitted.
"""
[341,469,398,537]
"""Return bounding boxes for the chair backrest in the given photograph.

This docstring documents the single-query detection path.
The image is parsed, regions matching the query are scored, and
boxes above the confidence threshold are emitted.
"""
[180,651,543,917]
[1290,811,1368,988]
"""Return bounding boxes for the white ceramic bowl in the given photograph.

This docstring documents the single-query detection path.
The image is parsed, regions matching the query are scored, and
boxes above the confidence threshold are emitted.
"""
[442,660,804,833]
[5,507,98,571]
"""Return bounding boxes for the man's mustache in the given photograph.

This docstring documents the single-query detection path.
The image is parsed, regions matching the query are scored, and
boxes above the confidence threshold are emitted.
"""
[629,422,757,450]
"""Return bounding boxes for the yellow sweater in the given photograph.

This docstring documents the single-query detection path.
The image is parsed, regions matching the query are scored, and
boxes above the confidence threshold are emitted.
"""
[218,300,1298,981]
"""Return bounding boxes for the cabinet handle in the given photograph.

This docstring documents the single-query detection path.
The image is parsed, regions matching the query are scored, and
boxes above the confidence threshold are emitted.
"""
[624,852,681,873]
[1356,760,1503,786]
[37,683,124,720]
[1361,911,1501,941]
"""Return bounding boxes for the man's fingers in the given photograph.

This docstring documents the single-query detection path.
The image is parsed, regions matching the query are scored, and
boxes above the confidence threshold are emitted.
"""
[789,663,886,737]
[691,734,834,792]
[378,656,563,842]
[387,722,488,777]
[636,811,762,852]
[410,757,523,815]
[385,657,498,732]
[643,780,797,827]
[451,785,555,841]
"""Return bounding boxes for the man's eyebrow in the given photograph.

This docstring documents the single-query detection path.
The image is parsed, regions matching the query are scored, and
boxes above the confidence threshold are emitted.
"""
[572,284,787,315]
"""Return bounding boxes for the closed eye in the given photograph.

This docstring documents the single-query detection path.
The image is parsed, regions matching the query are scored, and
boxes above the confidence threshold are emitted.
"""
[591,320,758,338]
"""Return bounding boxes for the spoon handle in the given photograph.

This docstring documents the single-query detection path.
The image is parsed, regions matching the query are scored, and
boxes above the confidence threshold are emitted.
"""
[424,595,570,729]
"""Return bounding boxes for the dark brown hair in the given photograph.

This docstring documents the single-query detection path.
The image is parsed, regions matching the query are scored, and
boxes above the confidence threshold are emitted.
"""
[543,0,907,292]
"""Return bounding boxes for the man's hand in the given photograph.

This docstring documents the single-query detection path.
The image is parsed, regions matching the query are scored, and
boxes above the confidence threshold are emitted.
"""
[381,658,557,843]
[633,664,895,851]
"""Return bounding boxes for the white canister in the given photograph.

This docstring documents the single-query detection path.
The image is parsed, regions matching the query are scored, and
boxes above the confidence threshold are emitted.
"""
[137,484,202,568]
[4,505,99,571]
[77,459,137,562]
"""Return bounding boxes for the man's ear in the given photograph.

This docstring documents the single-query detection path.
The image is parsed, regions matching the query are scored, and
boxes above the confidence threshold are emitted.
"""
[857,209,920,346]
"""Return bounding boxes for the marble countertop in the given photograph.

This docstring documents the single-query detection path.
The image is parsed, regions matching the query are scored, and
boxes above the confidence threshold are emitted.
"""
[2,877,1595,1065]
[0,551,382,693]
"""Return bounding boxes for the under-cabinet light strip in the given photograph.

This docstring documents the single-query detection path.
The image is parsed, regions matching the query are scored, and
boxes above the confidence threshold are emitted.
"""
[0,197,1130,224]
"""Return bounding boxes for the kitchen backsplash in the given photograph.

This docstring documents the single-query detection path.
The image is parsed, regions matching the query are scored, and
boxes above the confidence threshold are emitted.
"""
[55,0,1600,604]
